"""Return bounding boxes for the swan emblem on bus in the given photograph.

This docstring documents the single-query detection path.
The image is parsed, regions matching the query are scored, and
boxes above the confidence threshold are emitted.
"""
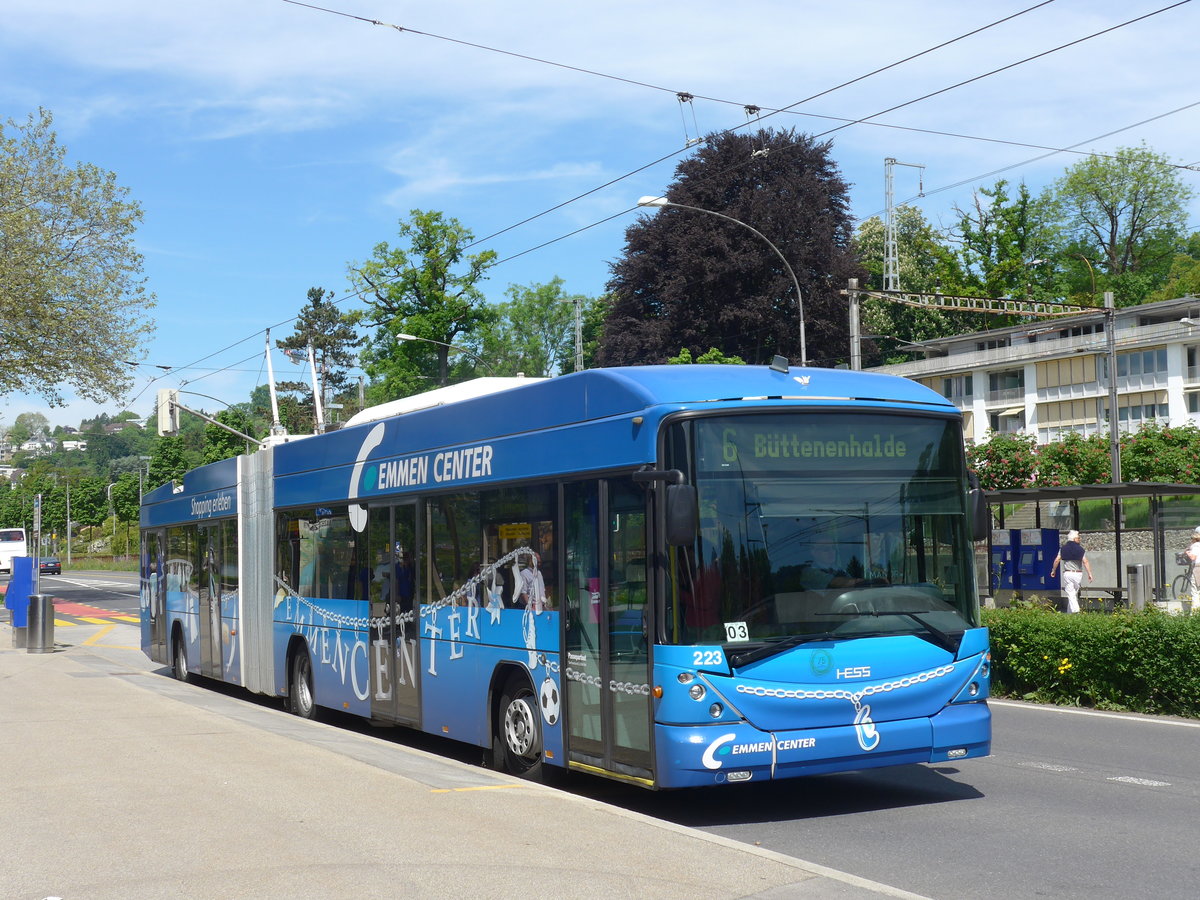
[349,423,386,533]
[854,704,880,751]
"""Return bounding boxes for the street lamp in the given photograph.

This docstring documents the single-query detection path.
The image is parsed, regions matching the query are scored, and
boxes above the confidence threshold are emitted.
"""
[1077,254,1097,301]
[636,196,807,366]
[396,333,495,378]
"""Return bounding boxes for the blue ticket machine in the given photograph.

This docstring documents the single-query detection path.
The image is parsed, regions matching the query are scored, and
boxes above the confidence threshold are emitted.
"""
[1016,528,1061,593]
[990,529,1017,592]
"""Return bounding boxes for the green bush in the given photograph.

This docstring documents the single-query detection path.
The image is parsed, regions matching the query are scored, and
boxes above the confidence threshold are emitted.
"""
[983,605,1200,717]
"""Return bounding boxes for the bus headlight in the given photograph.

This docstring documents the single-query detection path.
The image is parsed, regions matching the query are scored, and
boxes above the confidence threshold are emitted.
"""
[709,702,724,718]
[689,683,706,701]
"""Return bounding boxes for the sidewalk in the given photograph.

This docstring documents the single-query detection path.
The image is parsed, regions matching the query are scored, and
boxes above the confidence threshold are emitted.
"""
[0,620,927,900]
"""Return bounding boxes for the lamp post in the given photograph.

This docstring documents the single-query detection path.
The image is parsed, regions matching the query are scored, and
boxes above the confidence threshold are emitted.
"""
[637,196,807,366]
[1077,254,1097,301]
[396,333,495,382]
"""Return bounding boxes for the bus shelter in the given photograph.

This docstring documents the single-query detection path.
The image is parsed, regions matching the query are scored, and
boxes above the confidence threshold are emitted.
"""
[984,483,1200,609]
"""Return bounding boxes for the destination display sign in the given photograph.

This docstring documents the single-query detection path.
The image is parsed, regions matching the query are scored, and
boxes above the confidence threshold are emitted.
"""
[696,414,956,474]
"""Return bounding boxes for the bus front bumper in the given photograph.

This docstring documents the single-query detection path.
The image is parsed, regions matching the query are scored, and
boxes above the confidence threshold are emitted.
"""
[654,701,990,789]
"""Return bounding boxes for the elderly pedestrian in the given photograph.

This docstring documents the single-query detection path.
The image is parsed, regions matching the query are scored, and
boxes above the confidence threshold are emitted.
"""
[1050,530,1093,614]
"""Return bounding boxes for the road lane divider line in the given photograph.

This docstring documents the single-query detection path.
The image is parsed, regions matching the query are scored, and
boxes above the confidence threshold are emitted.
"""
[429,783,532,793]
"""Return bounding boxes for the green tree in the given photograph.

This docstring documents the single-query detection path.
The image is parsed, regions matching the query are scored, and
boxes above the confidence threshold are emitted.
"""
[1146,232,1200,303]
[5,411,49,446]
[667,347,745,365]
[478,278,594,377]
[110,472,140,523]
[953,179,1060,303]
[201,407,257,465]
[275,287,362,431]
[351,210,497,398]
[600,128,861,368]
[147,435,191,493]
[1049,145,1194,307]
[852,207,982,363]
[0,108,154,404]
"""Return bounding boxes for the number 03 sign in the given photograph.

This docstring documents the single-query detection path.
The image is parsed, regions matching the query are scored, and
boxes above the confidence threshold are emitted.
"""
[724,621,750,642]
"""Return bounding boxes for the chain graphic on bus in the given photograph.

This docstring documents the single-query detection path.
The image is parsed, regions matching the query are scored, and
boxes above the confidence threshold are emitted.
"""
[734,664,955,753]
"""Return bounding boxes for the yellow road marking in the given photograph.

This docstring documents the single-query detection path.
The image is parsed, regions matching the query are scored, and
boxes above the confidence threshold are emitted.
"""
[80,616,112,625]
[114,615,139,622]
[83,625,116,646]
[429,783,531,794]
[53,619,76,627]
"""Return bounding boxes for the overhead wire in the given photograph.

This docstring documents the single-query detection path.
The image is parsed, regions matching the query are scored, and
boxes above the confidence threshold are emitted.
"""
[147,2,1194,408]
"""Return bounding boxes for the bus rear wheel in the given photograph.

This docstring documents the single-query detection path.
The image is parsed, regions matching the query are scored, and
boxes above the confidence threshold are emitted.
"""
[171,634,191,683]
[289,650,316,719]
[494,676,543,779]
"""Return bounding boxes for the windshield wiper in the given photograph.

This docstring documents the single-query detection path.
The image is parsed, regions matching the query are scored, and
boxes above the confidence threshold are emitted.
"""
[898,611,963,653]
[728,632,837,668]
[819,608,961,653]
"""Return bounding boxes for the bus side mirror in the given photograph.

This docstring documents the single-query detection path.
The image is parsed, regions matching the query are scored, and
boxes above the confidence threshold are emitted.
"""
[665,484,698,546]
[968,471,989,542]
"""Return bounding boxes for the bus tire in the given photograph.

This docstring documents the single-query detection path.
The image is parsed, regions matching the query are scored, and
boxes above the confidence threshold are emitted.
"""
[289,649,316,720]
[171,632,192,683]
[494,675,543,779]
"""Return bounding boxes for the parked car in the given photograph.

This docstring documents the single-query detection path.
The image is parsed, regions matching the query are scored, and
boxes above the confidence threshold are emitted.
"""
[39,557,61,575]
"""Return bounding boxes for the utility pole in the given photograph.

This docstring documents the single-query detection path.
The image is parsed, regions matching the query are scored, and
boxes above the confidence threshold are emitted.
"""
[883,158,924,292]
[848,278,861,371]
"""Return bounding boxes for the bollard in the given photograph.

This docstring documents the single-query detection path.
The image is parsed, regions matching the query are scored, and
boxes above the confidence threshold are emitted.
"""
[1126,564,1146,612]
[27,593,54,653]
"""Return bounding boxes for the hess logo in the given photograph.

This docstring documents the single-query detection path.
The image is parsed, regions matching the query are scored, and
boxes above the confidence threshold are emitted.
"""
[837,666,871,679]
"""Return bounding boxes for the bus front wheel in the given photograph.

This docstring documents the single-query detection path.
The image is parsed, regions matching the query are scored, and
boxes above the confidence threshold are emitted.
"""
[289,650,316,719]
[494,676,542,779]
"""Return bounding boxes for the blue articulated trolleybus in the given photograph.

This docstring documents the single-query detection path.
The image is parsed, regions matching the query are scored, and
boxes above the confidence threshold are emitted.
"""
[140,364,991,789]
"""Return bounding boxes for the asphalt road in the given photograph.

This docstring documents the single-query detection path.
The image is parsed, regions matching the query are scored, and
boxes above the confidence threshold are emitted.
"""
[574,697,1200,899]
[34,573,1200,899]
[36,569,141,615]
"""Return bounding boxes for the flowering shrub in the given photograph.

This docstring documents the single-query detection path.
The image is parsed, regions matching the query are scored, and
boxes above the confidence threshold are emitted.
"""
[968,423,1200,491]
[983,605,1200,716]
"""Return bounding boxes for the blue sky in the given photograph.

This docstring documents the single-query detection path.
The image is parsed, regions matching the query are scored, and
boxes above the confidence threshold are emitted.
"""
[2,0,1197,429]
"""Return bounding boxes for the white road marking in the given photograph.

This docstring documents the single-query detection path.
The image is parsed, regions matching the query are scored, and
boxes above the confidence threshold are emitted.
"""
[1019,762,1078,773]
[1108,776,1171,787]
[991,698,1200,729]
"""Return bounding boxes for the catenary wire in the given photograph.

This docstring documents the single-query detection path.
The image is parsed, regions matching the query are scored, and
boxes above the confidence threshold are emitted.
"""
[143,2,1194,408]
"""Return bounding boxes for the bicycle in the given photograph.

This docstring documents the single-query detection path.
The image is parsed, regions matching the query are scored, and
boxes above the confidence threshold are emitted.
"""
[1171,551,1196,601]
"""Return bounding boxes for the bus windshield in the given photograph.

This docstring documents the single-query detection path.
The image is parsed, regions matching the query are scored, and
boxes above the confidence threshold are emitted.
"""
[665,412,977,649]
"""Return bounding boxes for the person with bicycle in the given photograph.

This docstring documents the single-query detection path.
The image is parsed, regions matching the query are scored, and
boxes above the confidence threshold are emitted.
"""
[1050,530,1092,614]
[1187,526,1200,603]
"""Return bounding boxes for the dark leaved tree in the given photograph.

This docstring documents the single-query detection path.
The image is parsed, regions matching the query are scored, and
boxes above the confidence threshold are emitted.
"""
[599,128,861,367]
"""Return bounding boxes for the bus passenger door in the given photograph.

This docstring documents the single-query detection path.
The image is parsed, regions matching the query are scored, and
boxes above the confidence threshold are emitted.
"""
[197,524,223,678]
[368,503,420,725]
[564,478,653,783]
[142,529,167,662]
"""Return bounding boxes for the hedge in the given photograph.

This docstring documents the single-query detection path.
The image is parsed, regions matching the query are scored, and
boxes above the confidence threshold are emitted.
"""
[982,605,1200,717]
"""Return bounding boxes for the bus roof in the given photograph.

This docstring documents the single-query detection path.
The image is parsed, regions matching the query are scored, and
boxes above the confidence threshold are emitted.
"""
[142,364,956,514]
[348,364,954,433]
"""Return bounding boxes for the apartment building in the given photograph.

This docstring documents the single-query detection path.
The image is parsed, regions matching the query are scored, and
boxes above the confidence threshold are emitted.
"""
[869,295,1200,444]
